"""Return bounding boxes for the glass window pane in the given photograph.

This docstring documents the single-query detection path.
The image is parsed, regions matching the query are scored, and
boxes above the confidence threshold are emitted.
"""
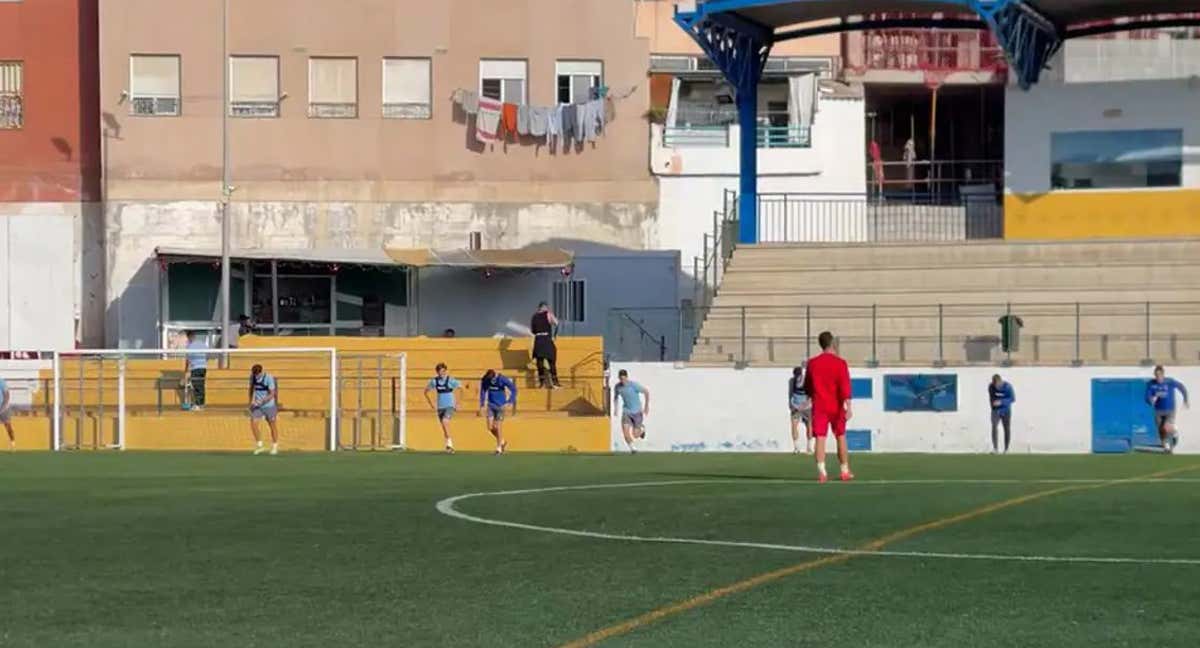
[571,75,592,104]
[481,78,501,101]
[502,78,524,103]
[1051,129,1182,190]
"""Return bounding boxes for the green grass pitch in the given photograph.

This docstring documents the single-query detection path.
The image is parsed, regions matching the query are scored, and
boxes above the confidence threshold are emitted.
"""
[2,452,1198,647]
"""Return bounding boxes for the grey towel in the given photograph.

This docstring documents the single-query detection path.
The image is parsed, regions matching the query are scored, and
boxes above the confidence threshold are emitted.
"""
[530,107,549,137]
[463,90,479,115]
[561,104,577,142]
[517,104,531,136]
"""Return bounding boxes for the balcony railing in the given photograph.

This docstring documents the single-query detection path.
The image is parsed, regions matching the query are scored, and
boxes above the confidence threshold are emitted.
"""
[0,94,21,129]
[756,191,1003,244]
[608,302,1200,367]
[661,124,811,149]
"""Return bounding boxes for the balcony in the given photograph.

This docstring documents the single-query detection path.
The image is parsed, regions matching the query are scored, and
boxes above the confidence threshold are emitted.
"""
[661,124,812,149]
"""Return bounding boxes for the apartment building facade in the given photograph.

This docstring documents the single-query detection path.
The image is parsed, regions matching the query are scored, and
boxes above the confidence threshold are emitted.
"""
[99,0,665,347]
[0,0,102,351]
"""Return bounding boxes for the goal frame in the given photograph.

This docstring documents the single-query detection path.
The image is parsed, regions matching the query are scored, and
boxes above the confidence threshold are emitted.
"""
[51,347,349,452]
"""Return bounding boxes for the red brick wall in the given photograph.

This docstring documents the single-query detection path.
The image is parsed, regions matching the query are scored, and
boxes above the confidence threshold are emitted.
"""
[0,0,100,203]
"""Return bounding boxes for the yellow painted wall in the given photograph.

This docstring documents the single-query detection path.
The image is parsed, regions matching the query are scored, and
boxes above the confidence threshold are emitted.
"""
[1005,190,1200,240]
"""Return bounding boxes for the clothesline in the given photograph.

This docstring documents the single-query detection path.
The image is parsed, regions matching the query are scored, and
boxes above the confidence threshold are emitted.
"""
[450,86,632,149]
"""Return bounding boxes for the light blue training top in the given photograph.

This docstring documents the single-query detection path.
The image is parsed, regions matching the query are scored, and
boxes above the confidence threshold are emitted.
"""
[186,340,209,371]
[614,381,646,414]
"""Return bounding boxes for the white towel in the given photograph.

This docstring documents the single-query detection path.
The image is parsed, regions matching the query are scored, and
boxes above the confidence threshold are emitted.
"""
[476,97,502,144]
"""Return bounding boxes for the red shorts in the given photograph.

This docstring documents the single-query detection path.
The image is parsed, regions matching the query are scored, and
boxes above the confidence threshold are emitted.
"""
[811,410,847,438]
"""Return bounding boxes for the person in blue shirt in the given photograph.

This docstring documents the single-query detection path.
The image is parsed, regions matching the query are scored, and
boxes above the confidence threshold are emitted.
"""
[248,364,280,455]
[183,331,209,410]
[424,363,462,454]
[0,377,14,451]
[478,369,517,455]
[988,374,1015,454]
[613,369,650,454]
[1146,365,1189,453]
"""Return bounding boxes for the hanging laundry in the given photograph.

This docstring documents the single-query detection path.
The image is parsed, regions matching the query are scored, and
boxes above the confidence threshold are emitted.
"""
[573,102,587,144]
[451,88,465,105]
[530,106,549,138]
[463,90,479,115]
[501,102,519,140]
[604,96,615,125]
[517,104,531,136]
[476,97,502,144]
[561,103,578,143]
[546,105,563,148]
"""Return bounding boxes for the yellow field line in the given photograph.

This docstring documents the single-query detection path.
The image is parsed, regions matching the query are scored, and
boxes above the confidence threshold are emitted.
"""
[557,464,1200,648]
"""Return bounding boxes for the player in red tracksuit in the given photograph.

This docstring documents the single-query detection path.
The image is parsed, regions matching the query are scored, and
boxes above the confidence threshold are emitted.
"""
[802,331,854,483]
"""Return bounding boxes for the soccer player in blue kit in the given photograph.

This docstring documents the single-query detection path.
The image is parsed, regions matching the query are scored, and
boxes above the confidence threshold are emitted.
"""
[248,364,280,455]
[424,363,462,453]
[1146,365,1189,453]
[478,369,517,455]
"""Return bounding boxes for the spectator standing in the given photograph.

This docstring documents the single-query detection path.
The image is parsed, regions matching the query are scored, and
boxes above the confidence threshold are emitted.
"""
[184,331,209,410]
[531,302,561,389]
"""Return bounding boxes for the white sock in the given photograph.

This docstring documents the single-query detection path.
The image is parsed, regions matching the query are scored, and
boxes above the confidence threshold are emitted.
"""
[446,439,454,448]
[271,442,278,450]
[816,462,827,476]
[256,440,263,448]
[840,463,850,474]
[807,438,815,452]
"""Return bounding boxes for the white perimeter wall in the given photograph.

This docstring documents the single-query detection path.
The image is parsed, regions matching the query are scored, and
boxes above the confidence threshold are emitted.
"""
[0,203,98,351]
[610,363,1199,455]
[1006,78,1200,194]
[653,97,867,293]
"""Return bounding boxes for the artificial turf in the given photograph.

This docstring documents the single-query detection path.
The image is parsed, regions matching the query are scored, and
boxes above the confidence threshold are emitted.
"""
[1,452,1197,647]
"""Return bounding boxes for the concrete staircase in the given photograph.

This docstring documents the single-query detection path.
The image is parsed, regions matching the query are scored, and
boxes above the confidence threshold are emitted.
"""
[691,239,1200,366]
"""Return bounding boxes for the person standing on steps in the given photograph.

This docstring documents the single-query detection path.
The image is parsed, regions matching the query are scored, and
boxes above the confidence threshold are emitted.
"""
[988,374,1015,454]
[183,331,209,410]
[531,302,561,389]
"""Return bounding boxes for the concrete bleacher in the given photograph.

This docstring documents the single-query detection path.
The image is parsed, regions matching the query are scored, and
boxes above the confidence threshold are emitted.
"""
[19,336,607,452]
[691,239,1200,366]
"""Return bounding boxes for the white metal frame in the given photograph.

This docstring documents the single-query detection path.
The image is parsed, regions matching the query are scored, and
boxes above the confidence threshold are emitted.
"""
[52,347,341,452]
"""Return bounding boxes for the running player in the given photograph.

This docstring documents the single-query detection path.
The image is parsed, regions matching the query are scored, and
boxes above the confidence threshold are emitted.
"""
[613,369,649,453]
[803,331,853,482]
[1146,365,1189,453]
[248,364,280,455]
[478,369,517,454]
[424,363,462,453]
[0,377,14,451]
[788,365,813,454]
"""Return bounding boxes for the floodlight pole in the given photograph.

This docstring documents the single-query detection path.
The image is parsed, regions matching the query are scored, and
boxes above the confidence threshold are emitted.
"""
[219,0,233,358]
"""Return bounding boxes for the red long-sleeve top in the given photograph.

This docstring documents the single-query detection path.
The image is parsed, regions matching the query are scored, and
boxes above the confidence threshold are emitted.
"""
[803,351,851,416]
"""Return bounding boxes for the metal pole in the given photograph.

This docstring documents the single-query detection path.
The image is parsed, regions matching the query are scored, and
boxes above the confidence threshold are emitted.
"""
[805,305,812,358]
[870,304,878,367]
[97,357,104,449]
[219,0,233,359]
[736,72,760,243]
[1144,300,1152,364]
[117,356,126,450]
[375,356,383,449]
[328,350,338,451]
[355,356,364,448]
[398,353,407,449]
[740,306,747,365]
[1080,302,1089,367]
[52,352,61,451]
[1005,302,1012,365]
[937,304,945,366]
[76,355,84,449]
[157,376,163,415]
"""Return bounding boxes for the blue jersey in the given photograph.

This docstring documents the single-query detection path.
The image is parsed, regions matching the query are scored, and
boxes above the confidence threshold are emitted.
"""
[480,374,517,409]
[614,381,645,414]
[1146,378,1188,412]
[251,373,277,406]
[988,382,1015,416]
[427,376,461,410]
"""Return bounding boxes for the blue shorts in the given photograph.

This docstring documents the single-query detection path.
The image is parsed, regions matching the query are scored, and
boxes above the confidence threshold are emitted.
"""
[487,404,505,421]
[0,408,10,424]
[250,404,278,422]
[438,407,455,421]
[622,412,644,428]
[790,395,811,421]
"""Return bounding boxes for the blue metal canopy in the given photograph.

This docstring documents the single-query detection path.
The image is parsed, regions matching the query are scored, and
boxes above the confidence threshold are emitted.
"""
[674,0,1200,243]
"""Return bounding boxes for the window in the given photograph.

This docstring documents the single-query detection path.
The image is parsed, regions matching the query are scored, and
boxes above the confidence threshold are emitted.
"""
[552,280,586,323]
[230,55,279,117]
[1051,129,1183,190]
[382,58,431,119]
[0,61,21,129]
[479,59,526,103]
[556,60,602,105]
[129,54,180,116]
[308,57,357,118]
